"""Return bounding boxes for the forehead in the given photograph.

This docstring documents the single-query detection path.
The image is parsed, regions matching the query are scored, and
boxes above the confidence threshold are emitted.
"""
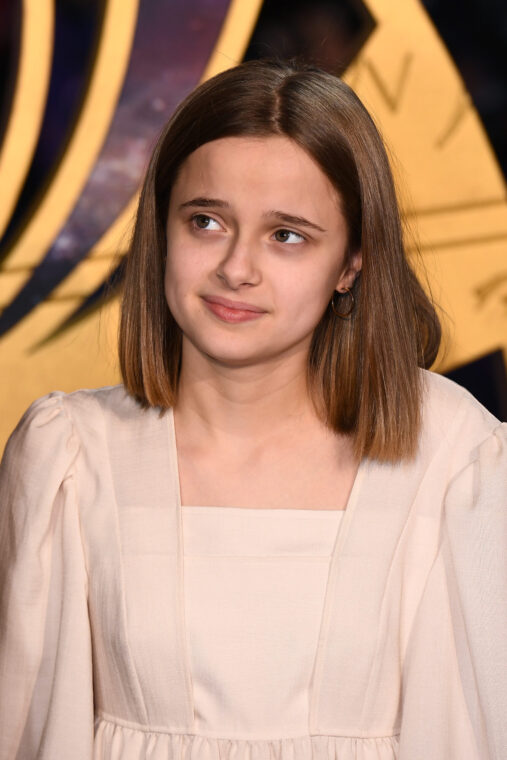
[171,135,343,220]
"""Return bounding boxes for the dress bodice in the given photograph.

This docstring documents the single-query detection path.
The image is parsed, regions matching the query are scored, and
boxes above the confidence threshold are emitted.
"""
[182,505,345,738]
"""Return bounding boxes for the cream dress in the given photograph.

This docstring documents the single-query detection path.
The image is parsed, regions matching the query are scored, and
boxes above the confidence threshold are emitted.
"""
[182,506,344,742]
[0,369,506,759]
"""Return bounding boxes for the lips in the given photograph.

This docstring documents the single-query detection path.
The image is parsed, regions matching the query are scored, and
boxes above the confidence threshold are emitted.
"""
[201,295,266,313]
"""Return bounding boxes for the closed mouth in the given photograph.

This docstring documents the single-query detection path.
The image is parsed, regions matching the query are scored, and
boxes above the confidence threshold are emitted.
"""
[201,296,266,313]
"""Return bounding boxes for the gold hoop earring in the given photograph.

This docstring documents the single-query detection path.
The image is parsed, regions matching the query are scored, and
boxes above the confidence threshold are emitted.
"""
[331,288,355,319]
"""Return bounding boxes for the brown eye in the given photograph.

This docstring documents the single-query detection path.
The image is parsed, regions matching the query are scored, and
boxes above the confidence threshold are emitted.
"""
[194,214,211,228]
[191,214,221,232]
[273,228,305,244]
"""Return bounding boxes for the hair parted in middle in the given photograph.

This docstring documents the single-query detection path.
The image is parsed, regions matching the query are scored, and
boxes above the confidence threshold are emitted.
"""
[119,57,441,462]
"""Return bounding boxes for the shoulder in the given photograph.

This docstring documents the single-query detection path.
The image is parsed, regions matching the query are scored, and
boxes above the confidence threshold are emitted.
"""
[32,383,155,424]
[2,385,157,472]
[58,385,168,443]
[57,383,142,419]
[365,372,506,518]
[418,368,505,471]
[421,369,499,431]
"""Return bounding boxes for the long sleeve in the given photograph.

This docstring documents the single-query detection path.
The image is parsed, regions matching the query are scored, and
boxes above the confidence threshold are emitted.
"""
[399,422,507,759]
[0,393,94,760]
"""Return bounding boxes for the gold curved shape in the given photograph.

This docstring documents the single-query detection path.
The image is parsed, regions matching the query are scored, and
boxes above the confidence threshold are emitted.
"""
[343,0,507,372]
[0,0,54,240]
[1,0,140,278]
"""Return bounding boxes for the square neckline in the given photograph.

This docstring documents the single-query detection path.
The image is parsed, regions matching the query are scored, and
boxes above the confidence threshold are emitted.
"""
[166,405,369,732]
[169,408,365,514]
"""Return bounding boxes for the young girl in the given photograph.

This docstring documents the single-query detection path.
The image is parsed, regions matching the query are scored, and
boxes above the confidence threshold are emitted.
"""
[1,58,506,760]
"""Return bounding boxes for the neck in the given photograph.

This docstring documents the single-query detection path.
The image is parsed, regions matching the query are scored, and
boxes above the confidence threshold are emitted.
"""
[173,340,322,447]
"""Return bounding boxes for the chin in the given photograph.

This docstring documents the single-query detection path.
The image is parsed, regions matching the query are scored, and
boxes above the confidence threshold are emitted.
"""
[201,344,268,368]
[182,329,270,366]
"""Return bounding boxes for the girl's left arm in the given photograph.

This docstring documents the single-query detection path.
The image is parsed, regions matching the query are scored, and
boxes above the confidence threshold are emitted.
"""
[399,422,507,760]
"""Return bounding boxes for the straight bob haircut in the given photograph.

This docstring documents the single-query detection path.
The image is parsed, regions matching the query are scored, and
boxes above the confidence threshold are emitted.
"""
[119,58,441,462]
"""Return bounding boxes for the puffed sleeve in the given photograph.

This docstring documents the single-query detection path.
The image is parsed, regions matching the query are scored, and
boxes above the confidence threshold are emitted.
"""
[399,423,507,760]
[0,393,94,759]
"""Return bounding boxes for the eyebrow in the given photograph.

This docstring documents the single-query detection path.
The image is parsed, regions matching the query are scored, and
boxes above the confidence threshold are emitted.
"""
[263,210,327,233]
[179,197,228,210]
[178,197,327,233]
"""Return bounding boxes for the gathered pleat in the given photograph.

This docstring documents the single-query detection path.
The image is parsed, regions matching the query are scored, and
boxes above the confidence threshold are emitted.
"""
[94,718,399,760]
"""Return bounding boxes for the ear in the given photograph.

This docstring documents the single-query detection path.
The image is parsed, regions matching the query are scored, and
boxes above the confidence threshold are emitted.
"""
[335,249,362,292]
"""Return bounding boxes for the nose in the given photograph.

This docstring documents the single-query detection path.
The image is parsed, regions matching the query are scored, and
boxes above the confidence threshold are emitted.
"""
[215,232,262,289]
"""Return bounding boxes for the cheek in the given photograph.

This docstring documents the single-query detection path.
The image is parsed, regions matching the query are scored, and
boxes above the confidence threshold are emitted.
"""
[165,227,216,279]
[164,240,201,301]
[276,273,331,334]
[164,252,190,318]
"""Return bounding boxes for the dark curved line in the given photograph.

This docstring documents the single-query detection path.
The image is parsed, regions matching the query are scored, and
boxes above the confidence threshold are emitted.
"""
[0,0,106,262]
[0,1,22,154]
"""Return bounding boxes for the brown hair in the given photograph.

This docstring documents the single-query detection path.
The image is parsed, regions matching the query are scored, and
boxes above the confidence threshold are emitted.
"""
[119,58,441,462]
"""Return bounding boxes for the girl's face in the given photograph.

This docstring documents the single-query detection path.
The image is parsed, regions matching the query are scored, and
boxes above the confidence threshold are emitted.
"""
[165,135,361,368]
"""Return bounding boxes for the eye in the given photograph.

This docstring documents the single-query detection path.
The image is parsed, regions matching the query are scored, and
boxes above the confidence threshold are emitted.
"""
[191,213,221,231]
[273,228,305,244]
